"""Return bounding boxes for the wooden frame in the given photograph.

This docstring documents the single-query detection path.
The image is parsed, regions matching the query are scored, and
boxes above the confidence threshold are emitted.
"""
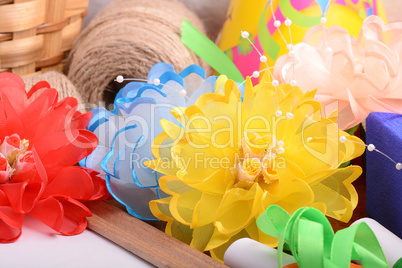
[86,201,228,268]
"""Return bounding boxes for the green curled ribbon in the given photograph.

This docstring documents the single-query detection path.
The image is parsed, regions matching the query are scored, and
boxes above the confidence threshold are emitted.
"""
[256,205,402,268]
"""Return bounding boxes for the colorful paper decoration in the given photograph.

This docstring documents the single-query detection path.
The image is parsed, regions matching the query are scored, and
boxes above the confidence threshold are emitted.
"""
[256,205,402,268]
[81,63,217,220]
[225,218,402,267]
[218,0,388,79]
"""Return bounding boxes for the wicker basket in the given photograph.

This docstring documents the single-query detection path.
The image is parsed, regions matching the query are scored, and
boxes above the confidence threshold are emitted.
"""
[0,0,88,76]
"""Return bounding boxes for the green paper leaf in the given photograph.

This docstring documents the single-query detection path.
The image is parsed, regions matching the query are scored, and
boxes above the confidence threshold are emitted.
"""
[180,19,244,82]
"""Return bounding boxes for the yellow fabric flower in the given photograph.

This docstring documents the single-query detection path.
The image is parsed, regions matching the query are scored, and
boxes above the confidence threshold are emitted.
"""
[145,73,365,262]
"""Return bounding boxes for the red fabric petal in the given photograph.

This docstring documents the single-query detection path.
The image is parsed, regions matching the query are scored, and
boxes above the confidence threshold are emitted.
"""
[73,130,98,159]
[0,182,27,212]
[0,181,44,213]
[32,129,80,158]
[0,72,25,90]
[54,96,78,111]
[27,81,51,99]
[35,130,98,181]
[21,88,59,137]
[11,162,37,184]
[0,205,24,228]
[0,92,24,138]
[83,168,110,201]
[30,196,91,236]
[43,166,94,200]
[0,220,22,243]
[40,97,79,136]
[0,73,27,116]
[28,196,63,232]
[58,197,91,235]
[0,190,10,206]
[18,93,80,146]
[0,206,24,243]
[68,111,92,132]
[57,130,98,162]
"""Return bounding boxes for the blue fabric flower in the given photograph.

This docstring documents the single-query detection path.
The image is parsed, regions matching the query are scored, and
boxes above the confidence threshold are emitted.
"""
[80,63,218,220]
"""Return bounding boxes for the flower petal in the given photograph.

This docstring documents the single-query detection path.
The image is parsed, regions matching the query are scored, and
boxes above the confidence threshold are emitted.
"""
[209,229,251,263]
[0,206,24,243]
[29,196,91,235]
[84,169,109,200]
[261,178,314,214]
[214,184,263,235]
[0,73,27,116]
[190,222,215,252]
[150,196,174,222]
[28,196,63,232]
[43,166,95,200]
[309,166,362,222]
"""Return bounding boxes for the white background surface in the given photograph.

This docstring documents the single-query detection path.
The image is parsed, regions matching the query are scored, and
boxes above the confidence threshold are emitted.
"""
[0,215,154,268]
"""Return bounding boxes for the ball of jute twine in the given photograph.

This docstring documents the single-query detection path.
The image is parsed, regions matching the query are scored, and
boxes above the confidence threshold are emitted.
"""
[23,71,84,105]
[66,0,210,105]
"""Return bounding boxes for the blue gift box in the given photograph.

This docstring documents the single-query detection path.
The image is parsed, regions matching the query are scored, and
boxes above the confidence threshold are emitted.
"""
[366,112,402,239]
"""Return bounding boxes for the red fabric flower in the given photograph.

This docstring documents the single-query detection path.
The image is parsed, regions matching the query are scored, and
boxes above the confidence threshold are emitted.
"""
[0,73,108,242]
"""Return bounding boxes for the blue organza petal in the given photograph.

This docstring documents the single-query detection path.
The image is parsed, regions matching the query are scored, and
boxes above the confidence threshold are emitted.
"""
[83,145,110,177]
[159,71,184,87]
[88,107,112,131]
[92,114,119,147]
[106,175,159,221]
[147,62,175,82]
[101,124,138,176]
[120,82,146,98]
[117,96,158,115]
[121,84,165,101]
[179,64,206,79]
[186,76,218,106]
[85,62,217,221]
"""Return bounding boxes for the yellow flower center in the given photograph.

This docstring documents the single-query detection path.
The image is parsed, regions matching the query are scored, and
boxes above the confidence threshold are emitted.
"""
[243,158,261,176]
[234,134,281,189]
